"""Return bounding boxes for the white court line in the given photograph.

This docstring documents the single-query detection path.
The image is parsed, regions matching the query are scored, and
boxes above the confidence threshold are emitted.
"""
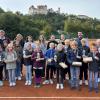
[0,97,100,99]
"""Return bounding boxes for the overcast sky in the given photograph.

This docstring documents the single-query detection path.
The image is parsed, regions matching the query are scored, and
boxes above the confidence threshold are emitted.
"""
[0,0,100,19]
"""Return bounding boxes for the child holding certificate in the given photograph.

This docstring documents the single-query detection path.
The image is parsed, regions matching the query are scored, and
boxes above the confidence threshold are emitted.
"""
[55,44,67,89]
[67,40,82,90]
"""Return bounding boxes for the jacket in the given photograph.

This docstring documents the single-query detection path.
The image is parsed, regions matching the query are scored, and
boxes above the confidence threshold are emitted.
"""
[88,52,100,72]
[67,48,82,67]
[0,51,5,66]
[5,51,17,70]
[45,48,56,65]
[32,50,44,68]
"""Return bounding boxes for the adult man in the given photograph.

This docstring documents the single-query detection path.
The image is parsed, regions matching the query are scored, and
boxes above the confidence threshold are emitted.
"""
[76,32,89,48]
[0,30,10,47]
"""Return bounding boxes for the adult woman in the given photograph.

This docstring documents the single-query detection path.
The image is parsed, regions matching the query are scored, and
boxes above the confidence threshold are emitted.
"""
[38,35,47,77]
[38,35,47,55]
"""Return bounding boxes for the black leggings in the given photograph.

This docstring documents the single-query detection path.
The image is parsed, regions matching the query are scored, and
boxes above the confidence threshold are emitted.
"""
[34,69,42,84]
[64,66,71,80]
[0,66,3,80]
[57,66,65,84]
[46,65,55,80]
[79,63,88,80]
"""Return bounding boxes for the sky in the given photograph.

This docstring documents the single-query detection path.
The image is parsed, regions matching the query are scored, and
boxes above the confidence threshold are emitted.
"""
[0,0,100,19]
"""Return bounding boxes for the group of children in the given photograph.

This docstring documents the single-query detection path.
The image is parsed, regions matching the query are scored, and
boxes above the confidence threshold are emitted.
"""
[0,34,100,93]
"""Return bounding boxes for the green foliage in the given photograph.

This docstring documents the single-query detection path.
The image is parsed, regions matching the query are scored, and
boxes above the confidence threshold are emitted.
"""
[0,7,100,40]
[0,7,4,13]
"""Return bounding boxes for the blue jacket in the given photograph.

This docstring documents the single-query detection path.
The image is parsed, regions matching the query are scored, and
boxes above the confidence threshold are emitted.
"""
[67,48,82,66]
[45,48,56,65]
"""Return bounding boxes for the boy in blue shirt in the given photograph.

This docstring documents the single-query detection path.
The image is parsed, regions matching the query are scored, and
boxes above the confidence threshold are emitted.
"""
[43,43,56,85]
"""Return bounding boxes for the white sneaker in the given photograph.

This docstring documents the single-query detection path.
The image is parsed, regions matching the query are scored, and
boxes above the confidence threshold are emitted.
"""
[25,81,28,85]
[18,77,21,81]
[54,75,56,79]
[9,83,13,87]
[12,82,16,86]
[84,80,88,86]
[56,84,60,89]
[79,80,82,85]
[60,84,64,89]
[28,81,32,86]
[42,80,49,85]
[66,76,69,80]
[0,81,3,86]
[49,79,53,84]
[98,78,100,82]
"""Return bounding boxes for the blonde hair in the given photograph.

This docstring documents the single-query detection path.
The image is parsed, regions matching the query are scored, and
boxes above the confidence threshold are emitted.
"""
[70,40,78,47]
[6,43,14,52]
[64,39,70,43]
[81,38,86,43]
[16,34,23,40]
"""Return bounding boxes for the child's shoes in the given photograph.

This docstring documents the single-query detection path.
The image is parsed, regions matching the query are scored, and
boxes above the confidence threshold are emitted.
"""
[43,80,49,85]
[49,79,53,84]
[56,84,60,89]
[60,84,64,89]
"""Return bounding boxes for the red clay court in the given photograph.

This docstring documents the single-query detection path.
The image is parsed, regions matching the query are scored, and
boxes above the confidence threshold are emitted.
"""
[0,75,100,100]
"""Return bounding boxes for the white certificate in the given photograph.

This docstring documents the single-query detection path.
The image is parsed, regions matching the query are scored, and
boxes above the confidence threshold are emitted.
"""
[83,57,93,62]
[72,62,82,66]
[59,62,68,68]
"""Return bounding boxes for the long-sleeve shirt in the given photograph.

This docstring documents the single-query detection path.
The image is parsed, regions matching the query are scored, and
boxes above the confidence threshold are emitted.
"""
[32,50,44,68]
[88,52,100,72]
[67,48,82,66]
[45,48,56,65]
[5,51,17,70]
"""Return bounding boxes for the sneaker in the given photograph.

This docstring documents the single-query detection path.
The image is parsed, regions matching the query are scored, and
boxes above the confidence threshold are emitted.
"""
[34,85,40,88]
[84,80,88,86]
[79,80,82,85]
[34,85,37,88]
[37,84,41,88]
[28,81,32,86]
[18,77,21,81]
[34,83,41,88]
[98,78,100,82]
[54,75,56,79]
[60,84,64,89]
[56,84,60,89]
[9,83,13,87]
[12,82,16,86]
[34,85,38,88]
[25,81,28,85]
[42,80,49,85]
[0,81,3,86]
[66,76,69,80]
[49,79,53,84]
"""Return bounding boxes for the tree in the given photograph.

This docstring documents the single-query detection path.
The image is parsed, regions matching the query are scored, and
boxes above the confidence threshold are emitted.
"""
[0,7,4,13]
[43,24,52,39]
[95,25,100,33]
[64,20,68,32]
[0,7,100,39]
